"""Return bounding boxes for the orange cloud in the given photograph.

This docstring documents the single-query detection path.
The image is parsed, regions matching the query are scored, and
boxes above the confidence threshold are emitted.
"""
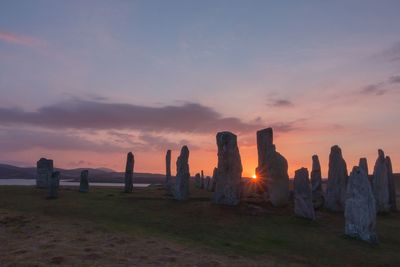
[0,30,45,47]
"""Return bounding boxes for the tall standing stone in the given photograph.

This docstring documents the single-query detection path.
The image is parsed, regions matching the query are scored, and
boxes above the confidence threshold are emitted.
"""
[165,150,172,193]
[325,145,348,212]
[311,155,324,209]
[79,170,89,193]
[207,167,217,192]
[372,149,390,213]
[205,176,211,190]
[294,168,315,220]
[345,166,377,243]
[124,152,134,193]
[256,128,289,207]
[213,132,243,206]
[47,171,60,199]
[195,173,202,188]
[36,158,54,188]
[359,158,369,175]
[386,156,397,211]
[201,170,205,189]
[174,146,190,201]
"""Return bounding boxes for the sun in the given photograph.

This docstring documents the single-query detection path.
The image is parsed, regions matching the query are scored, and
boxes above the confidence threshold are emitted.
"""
[252,174,257,179]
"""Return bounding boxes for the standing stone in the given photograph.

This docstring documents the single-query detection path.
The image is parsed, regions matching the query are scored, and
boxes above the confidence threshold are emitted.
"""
[359,158,369,175]
[207,167,217,192]
[386,156,397,211]
[294,168,315,220]
[311,155,324,209]
[195,173,202,188]
[36,158,54,188]
[165,150,172,191]
[325,145,348,212]
[174,146,190,201]
[372,150,390,213]
[213,132,242,206]
[47,171,60,199]
[256,128,289,207]
[345,166,377,243]
[124,152,134,193]
[201,170,205,189]
[205,176,211,190]
[79,170,89,193]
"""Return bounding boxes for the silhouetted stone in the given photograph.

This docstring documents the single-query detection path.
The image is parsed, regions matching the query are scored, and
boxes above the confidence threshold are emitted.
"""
[174,146,190,201]
[165,150,172,191]
[213,132,242,206]
[207,167,217,192]
[256,128,289,207]
[294,168,315,220]
[326,145,348,212]
[124,152,134,193]
[311,155,324,209]
[79,170,89,193]
[47,171,60,199]
[195,173,202,188]
[205,176,211,190]
[386,156,397,211]
[36,158,54,188]
[372,149,390,213]
[201,170,205,189]
[345,166,377,243]
[359,158,369,175]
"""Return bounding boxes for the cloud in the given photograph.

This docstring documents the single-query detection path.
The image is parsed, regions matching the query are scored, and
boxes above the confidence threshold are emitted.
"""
[0,100,264,134]
[360,83,387,95]
[381,42,400,62]
[269,99,294,107]
[0,30,46,47]
[389,75,400,84]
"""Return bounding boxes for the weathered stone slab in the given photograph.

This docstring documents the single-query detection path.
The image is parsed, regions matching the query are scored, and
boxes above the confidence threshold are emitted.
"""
[345,166,377,243]
[325,145,348,212]
[359,158,369,175]
[207,167,217,192]
[174,146,190,201]
[195,173,202,188]
[124,152,134,193]
[201,170,205,189]
[256,128,289,207]
[372,149,390,213]
[79,170,89,193]
[36,158,54,188]
[47,171,60,199]
[385,156,397,211]
[213,132,242,206]
[294,168,315,220]
[311,155,324,209]
[165,149,172,192]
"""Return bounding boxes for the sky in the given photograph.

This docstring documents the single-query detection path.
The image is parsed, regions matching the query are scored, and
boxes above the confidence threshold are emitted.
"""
[0,0,400,177]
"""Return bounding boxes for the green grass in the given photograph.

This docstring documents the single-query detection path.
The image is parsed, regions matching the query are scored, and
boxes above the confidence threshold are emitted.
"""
[1,184,399,267]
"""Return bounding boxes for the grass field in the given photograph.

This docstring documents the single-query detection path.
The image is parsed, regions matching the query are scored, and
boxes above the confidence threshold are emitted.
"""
[0,184,399,266]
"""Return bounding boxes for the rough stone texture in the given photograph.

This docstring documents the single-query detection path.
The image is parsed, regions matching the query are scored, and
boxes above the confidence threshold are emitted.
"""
[124,152,134,193]
[386,156,397,211]
[345,166,377,243]
[194,173,202,188]
[36,158,54,188]
[311,155,324,209]
[294,168,315,220]
[79,170,89,193]
[256,128,289,207]
[372,150,390,213]
[165,150,172,191]
[213,132,243,206]
[325,145,348,212]
[207,167,217,192]
[205,176,211,190]
[47,171,60,199]
[359,158,369,175]
[174,146,190,201]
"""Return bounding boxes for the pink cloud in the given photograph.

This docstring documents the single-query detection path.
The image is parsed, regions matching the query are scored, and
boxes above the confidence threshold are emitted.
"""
[0,30,45,47]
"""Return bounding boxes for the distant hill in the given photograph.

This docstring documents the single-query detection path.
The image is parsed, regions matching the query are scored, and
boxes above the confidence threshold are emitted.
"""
[0,163,166,184]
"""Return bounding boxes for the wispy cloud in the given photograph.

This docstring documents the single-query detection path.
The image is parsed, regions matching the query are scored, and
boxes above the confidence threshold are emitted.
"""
[0,30,46,47]
[360,75,400,96]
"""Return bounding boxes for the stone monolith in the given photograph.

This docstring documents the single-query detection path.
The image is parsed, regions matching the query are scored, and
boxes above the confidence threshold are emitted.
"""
[385,156,397,211]
[79,170,89,193]
[165,150,172,191]
[359,158,369,175]
[372,149,390,213]
[294,168,315,220]
[195,173,202,188]
[311,155,324,209]
[256,128,289,207]
[47,171,60,199]
[325,145,348,212]
[36,158,54,188]
[213,132,242,206]
[345,166,377,244]
[124,152,134,193]
[174,146,190,201]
